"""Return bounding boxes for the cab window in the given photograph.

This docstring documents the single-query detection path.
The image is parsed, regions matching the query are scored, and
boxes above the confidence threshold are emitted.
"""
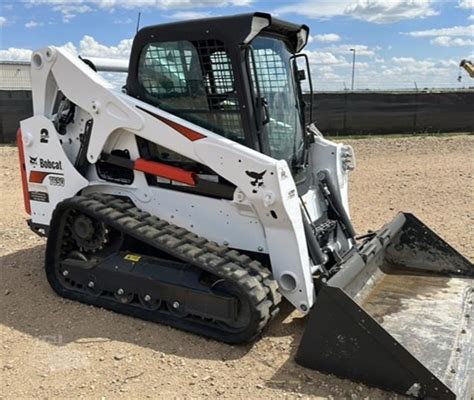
[138,40,245,144]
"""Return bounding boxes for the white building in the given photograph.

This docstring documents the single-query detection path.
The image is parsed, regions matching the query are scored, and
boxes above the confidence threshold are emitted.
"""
[0,61,31,90]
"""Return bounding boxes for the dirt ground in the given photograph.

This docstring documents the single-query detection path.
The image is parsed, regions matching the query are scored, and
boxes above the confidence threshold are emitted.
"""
[1,135,473,400]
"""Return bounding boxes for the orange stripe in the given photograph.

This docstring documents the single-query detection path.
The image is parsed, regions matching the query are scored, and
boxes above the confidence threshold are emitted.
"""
[137,106,206,141]
[29,171,49,184]
[134,159,196,186]
[157,115,206,141]
[17,129,31,215]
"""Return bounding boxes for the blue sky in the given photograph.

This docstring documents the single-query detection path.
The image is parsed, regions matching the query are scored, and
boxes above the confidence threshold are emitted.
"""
[1,0,473,90]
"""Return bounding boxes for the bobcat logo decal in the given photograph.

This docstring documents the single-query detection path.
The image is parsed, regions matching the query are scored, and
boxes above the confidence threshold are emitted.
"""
[246,170,267,193]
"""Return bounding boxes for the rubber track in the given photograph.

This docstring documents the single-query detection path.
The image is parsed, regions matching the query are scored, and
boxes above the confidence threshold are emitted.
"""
[47,193,281,343]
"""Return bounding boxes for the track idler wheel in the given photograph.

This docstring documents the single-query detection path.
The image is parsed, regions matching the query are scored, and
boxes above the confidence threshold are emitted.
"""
[166,301,188,317]
[138,294,162,310]
[85,277,102,296]
[114,288,134,304]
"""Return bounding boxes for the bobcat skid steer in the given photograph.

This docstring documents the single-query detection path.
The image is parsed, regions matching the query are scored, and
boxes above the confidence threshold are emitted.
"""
[18,13,472,399]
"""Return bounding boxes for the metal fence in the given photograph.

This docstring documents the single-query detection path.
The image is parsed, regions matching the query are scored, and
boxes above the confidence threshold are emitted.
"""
[0,90,32,143]
[1,90,473,143]
[304,90,474,135]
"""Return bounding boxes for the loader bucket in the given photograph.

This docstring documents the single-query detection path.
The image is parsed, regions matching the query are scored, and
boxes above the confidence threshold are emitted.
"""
[296,213,473,399]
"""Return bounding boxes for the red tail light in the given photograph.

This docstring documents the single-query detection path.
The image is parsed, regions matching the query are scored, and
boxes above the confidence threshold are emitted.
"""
[17,129,31,215]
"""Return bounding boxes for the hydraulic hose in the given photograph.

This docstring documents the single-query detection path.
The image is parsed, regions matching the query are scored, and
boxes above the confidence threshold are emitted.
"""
[317,169,356,240]
[300,202,327,269]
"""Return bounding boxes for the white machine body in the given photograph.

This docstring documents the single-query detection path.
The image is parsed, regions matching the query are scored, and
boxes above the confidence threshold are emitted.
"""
[19,46,355,312]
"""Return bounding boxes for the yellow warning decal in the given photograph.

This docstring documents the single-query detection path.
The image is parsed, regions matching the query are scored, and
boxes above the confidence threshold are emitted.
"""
[124,254,141,262]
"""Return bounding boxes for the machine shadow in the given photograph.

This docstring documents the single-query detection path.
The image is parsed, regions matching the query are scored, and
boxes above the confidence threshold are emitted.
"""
[253,302,373,398]
[0,244,379,398]
[264,323,387,398]
[0,244,258,362]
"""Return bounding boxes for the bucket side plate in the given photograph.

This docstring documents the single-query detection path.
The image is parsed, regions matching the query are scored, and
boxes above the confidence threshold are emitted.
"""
[295,213,473,399]
[296,285,458,399]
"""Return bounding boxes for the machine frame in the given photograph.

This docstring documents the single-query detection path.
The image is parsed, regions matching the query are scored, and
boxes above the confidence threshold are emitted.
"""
[20,39,354,313]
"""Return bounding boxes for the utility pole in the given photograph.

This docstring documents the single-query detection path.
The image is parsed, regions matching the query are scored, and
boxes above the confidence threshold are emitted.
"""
[350,48,356,91]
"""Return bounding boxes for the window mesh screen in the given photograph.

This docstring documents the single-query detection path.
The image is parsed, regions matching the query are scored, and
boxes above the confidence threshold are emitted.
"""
[141,46,188,94]
[138,40,244,143]
[251,48,288,94]
[250,47,294,155]
[248,37,304,164]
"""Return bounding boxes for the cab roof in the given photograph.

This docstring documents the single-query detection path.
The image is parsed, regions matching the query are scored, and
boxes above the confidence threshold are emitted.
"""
[134,12,309,53]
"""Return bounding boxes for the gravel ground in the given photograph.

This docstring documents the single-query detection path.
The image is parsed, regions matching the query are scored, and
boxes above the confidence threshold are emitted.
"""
[1,135,473,400]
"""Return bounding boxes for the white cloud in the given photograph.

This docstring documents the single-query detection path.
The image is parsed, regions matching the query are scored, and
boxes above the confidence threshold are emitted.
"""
[312,33,341,43]
[305,50,346,65]
[77,35,133,58]
[59,42,79,54]
[405,24,473,37]
[166,11,211,20]
[469,15,474,20]
[0,35,132,62]
[52,4,93,22]
[0,48,33,61]
[0,16,7,27]
[306,50,368,70]
[98,71,127,89]
[345,0,438,24]
[391,56,434,67]
[405,24,474,48]
[319,65,334,73]
[0,32,467,92]
[431,36,474,46]
[275,0,438,24]
[307,52,466,91]
[0,36,130,89]
[275,0,353,19]
[26,0,251,22]
[27,0,252,10]
[324,44,378,57]
[321,72,343,81]
[25,20,44,28]
[94,0,252,7]
[458,0,474,10]
[344,61,369,69]
[437,59,460,68]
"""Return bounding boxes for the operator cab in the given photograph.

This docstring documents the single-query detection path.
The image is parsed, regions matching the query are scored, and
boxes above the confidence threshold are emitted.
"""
[126,13,311,181]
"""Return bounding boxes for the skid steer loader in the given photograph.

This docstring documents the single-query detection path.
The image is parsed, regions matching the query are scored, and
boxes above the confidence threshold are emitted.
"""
[18,13,472,399]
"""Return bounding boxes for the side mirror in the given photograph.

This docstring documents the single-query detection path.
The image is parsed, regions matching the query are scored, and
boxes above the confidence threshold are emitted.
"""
[290,53,314,125]
[297,69,306,81]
